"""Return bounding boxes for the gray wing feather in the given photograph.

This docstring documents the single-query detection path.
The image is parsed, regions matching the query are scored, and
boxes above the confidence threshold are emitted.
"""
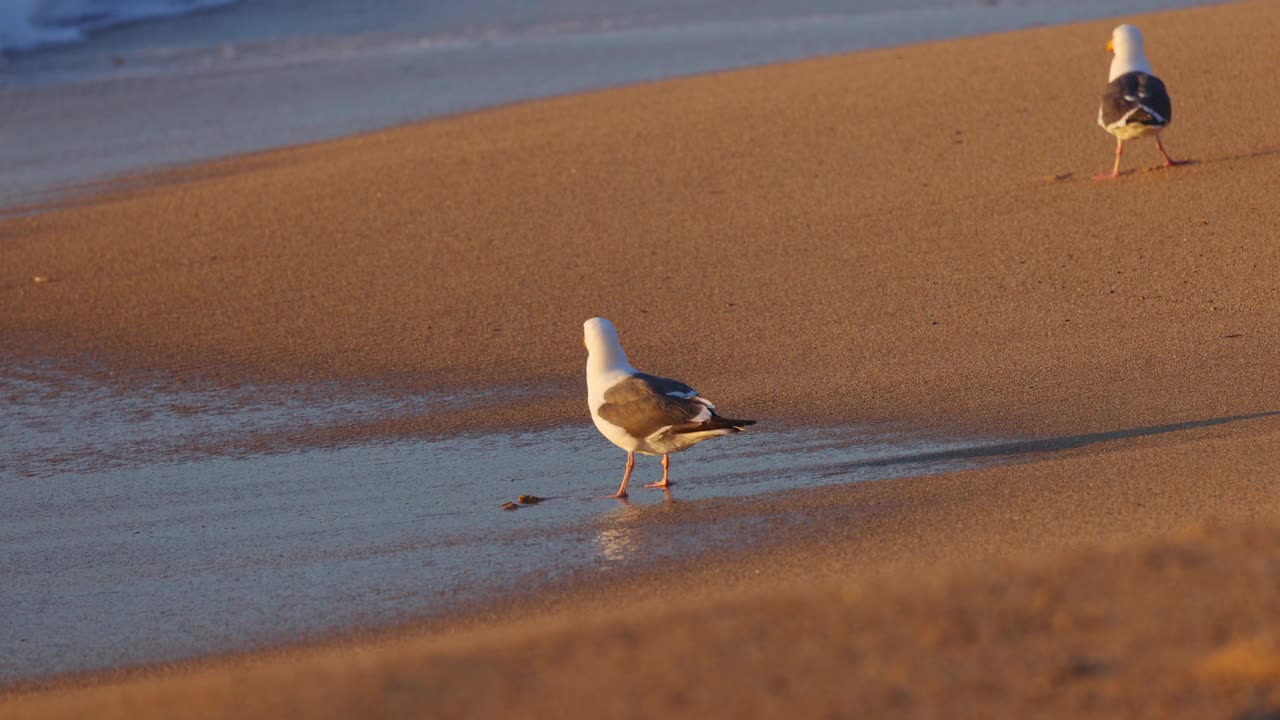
[598,374,708,440]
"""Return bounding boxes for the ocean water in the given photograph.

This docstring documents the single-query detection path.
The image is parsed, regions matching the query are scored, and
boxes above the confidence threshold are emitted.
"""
[0,0,1227,210]
[0,0,237,53]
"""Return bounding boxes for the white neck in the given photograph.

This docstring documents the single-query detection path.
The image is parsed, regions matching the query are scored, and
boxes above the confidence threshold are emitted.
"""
[587,344,633,377]
[585,341,635,403]
[1110,49,1153,82]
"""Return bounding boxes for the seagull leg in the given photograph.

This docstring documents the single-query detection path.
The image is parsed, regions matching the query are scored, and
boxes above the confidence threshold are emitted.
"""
[1093,138,1123,180]
[644,454,673,489]
[612,452,635,498]
[1155,135,1186,168]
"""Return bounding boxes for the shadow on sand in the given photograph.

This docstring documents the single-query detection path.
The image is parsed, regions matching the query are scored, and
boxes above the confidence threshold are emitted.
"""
[826,410,1280,476]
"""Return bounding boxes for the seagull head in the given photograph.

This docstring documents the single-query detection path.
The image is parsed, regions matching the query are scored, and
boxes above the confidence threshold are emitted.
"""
[1107,24,1144,55]
[584,316,620,352]
[583,317,631,371]
[1106,24,1153,80]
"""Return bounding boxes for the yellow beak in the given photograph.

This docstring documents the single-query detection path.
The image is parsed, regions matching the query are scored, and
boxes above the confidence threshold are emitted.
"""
[1106,39,1114,52]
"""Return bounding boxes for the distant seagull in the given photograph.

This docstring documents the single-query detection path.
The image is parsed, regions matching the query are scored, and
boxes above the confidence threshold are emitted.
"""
[1095,24,1185,180]
[584,317,755,498]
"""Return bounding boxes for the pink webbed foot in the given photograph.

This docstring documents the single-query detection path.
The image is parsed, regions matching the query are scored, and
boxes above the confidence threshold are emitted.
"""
[1092,172,1120,181]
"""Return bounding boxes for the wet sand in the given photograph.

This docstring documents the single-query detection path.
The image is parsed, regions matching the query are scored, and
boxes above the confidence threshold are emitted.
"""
[3,0,1280,716]
[6,420,1280,717]
[3,362,1008,682]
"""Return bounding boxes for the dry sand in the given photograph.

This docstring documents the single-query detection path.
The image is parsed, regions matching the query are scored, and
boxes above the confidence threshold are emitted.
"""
[3,0,1280,716]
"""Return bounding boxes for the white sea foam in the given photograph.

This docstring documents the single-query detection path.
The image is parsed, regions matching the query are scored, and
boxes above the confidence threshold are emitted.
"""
[0,0,237,53]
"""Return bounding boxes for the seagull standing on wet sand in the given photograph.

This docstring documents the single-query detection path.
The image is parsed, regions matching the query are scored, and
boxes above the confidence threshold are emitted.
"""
[584,317,755,498]
[1095,24,1185,180]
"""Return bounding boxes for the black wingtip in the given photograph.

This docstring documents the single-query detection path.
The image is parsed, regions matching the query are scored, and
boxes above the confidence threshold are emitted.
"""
[671,416,757,435]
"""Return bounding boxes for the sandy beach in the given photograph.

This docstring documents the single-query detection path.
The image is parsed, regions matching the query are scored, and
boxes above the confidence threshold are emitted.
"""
[3,0,1280,716]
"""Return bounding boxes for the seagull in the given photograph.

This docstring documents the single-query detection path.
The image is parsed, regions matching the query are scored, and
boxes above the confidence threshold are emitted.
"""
[1095,24,1185,180]
[583,317,755,498]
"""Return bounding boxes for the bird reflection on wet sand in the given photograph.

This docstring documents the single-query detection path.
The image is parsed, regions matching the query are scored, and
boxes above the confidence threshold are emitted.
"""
[597,488,676,561]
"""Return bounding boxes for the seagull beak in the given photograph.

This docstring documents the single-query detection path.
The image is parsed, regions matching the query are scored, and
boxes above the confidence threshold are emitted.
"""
[1106,39,1114,52]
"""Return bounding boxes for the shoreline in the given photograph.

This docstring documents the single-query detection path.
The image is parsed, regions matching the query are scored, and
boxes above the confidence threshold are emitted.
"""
[1,1,1231,211]
[6,410,1280,713]
[5,357,1022,684]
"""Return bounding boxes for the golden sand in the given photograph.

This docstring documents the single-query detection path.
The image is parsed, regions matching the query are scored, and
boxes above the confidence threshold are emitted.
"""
[3,1,1279,716]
